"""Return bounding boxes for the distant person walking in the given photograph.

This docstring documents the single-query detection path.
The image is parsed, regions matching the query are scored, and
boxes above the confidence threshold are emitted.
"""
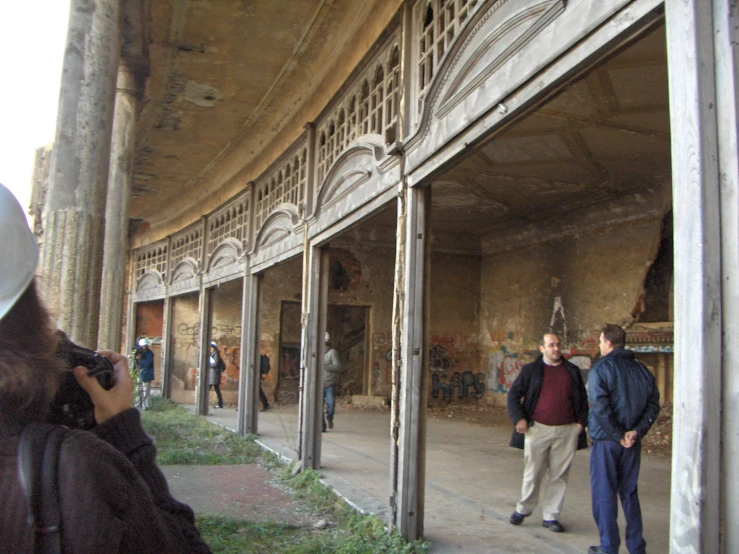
[507,332,588,533]
[587,324,660,554]
[136,338,155,410]
[208,341,225,409]
[322,332,341,432]
[259,353,272,411]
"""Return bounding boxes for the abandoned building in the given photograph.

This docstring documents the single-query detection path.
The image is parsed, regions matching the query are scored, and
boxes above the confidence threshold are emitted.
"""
[31,0,738,552]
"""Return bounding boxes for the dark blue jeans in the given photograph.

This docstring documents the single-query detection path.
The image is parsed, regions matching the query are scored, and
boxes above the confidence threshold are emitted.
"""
[322,385,336,431]
[590,440,646,554]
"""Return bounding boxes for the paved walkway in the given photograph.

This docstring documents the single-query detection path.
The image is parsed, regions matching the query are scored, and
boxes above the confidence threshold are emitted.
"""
[198,404,671,554]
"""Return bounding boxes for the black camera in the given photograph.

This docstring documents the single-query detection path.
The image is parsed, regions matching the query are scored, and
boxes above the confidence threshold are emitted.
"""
[47,331,115,430]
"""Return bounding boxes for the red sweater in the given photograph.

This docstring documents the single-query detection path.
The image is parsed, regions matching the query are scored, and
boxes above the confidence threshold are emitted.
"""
[532,363,577,426]
[0,409,212,554]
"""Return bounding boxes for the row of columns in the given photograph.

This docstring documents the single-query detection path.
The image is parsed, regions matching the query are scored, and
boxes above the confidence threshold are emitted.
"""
[41,0,738,551]
[40,0,139,352]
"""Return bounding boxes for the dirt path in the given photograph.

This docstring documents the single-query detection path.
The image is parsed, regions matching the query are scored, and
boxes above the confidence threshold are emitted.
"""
[162,464,312,525]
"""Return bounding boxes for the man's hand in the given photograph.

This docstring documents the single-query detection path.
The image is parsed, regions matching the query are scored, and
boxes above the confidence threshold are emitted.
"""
[577,423,583,433]
[620,430,637,448]
[74,350,133,424]
[515,419,528,434]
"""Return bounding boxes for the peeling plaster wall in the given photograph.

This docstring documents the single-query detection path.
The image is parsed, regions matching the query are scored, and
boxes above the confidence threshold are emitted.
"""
[210,278,243,406]
[260,257,304,404]
[428,252,484,405]
[170,293,200,403]
[481,219,663,406]
[327,244,395,398]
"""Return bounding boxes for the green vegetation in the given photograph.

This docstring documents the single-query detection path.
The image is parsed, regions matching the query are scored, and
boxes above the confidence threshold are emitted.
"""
[142,397,428,553]
[140,397,262,465]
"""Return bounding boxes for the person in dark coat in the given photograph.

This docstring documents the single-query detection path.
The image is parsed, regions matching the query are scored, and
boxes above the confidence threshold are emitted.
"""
[507,332,589,533]
[136,338,155,410]
[587,324,660,554]
[208,341,225,409]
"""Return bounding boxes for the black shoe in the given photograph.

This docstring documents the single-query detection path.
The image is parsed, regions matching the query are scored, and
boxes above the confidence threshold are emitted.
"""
[542,520,565,533]
[260,405,271,412]
[509,511,528,525]
[328,420,333,429]
[588,548,610,554]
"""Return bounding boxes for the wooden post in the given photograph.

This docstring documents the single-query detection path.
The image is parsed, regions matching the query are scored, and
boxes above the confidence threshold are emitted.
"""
[713,2,739,552]
[299,244,326,470]
[393,185,429,540]
[238,273,260,435]
[195,287,212,415]
[160,296,173,399]
[665,1,727,551]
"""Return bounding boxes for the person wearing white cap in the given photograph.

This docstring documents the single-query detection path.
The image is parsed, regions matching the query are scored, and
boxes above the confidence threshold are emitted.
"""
[208,341,225,409]
[322,332,342,432]
[0,183,211,552]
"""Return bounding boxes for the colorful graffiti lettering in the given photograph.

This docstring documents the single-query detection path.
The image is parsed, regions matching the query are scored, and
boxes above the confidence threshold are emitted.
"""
[487,350,536,394]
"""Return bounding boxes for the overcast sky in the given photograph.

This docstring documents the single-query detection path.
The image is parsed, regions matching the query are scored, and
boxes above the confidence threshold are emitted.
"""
[0,1,70,216]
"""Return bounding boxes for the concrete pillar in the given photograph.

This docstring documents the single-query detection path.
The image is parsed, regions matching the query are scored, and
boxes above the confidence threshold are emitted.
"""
[665,1,738,552]
[392,184,429,540]
[98,64,139,351]
[299,244,327,470]
[238,273,259,435]
[40,0,121,347]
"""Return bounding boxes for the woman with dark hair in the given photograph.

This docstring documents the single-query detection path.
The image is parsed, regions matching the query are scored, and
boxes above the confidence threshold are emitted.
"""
[0,183,212,553]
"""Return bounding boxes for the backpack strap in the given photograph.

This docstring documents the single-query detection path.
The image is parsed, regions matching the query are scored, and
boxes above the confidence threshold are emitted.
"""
[17,423,66,554]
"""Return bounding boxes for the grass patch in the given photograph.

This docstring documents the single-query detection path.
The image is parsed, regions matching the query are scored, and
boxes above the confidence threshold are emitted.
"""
[196,512,428,554]
[140,397,262,465]
[143,398,428,553]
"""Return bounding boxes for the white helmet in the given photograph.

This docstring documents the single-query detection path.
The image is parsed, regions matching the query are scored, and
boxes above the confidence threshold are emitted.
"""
[0,184,38,321]
[210,341,218,348]
[325,332,330,342]
[138,338,150,347]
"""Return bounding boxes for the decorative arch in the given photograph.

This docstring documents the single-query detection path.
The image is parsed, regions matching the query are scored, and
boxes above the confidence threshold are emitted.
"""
[313,138,385,218]
[169,258,199,284]
[206,238,243,272]
[136,270,164,292]
[252,206,301,254]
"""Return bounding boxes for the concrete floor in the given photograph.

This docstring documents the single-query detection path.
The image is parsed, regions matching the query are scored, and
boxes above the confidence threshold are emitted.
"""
[202,404,671,554]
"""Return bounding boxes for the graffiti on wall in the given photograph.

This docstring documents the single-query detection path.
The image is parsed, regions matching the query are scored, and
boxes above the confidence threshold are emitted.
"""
[431,371,486,402]
[487,349,536,394]
[427,342,485,402]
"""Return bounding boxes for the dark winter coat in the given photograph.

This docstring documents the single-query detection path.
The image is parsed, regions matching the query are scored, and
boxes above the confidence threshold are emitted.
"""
[138,347,155,382]
[0,409,212,553]
[208,349,224,386]
[587,348,660,443]
[507,354,589,450]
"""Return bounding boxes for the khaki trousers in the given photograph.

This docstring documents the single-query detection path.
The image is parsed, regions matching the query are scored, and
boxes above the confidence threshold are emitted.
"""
[516,421,580,521]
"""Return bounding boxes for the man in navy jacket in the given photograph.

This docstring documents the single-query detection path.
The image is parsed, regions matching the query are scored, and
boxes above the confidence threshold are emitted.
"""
[587,324,660,554]
[507,332,589,533]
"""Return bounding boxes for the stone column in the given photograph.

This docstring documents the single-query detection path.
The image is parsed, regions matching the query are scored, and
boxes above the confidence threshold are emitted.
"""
[98,64,139,351]
[40,0,121,347]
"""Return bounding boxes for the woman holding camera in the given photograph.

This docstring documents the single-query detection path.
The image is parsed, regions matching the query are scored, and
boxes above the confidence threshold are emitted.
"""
[0,184,212,553]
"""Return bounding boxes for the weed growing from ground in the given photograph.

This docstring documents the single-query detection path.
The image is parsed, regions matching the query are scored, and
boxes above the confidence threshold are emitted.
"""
[141,397,261,465]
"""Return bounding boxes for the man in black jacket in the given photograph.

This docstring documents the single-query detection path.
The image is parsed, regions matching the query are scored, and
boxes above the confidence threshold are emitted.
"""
[507,332,588,533]
[587,324,660,554]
